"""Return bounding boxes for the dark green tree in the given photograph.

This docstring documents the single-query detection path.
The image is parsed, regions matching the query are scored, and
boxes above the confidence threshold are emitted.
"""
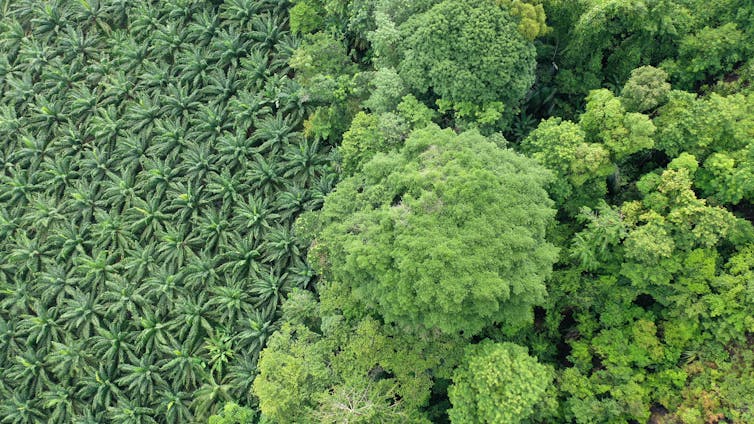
[396,0,544,125]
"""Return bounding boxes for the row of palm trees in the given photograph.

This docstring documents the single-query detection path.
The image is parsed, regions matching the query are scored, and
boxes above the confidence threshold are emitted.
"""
[0,0,335,422]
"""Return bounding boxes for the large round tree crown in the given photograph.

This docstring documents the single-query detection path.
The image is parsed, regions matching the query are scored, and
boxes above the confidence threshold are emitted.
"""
[311,125,558,335]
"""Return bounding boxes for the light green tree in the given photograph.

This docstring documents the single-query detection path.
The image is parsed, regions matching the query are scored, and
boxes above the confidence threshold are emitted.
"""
[308,125,558,336]
[448,341,553,424]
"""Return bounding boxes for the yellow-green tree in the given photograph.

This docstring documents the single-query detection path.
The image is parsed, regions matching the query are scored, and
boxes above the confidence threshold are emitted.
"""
[448,341,554,423]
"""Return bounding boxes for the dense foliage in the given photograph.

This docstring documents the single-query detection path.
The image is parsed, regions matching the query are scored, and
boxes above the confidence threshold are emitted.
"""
[0,0,334,422]
[2,0,754,423]
[306,125,558,336]
[448,341,554,424]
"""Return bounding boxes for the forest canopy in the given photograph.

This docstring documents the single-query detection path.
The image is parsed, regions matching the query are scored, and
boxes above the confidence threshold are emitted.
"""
[0,0,753,423]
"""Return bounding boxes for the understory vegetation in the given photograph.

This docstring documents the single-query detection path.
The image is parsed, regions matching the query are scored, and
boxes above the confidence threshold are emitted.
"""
[1,0,753,423]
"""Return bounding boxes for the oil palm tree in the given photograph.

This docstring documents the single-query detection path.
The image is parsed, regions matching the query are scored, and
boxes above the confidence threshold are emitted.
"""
[231,194,279,241]
[207,280,253,325]
[59,26,98,63]
[154,387,193,424]
[160,82,200,121]
[195,208,231,253]
[98,71,134,108]
[273,183,312,220]
[211,27,251,68]
[126,195,169,241]
[192,375,232,420]
[49,122,88,158]
[251,112,300,155]
[137,59,173,91]
[250,12,287,54]
[230,90,271,132]
[234,308,277,354]
[177,142,214,185]
[282,137,329,186]
[148,117,189,158]
[140,266,185,316]
[79,146,115,182]
[78,364,122,411]
[0,392,45,424]
[171,293,214,348]
[17,302,62,348]
[90,104,126,144]
[117,353,167,403]
[203,331,234,379]
[61,178,103,225]
[6,348,51,397]
[4,72,35,112]
[185,9,220,47]
[165,181,208,224]
[174,46,212,88]
[40,384,80,424]
[39,155,78,198]
[101,171,138,214]
[260,224,299,265]
[21,194,66,235]
[215,129,254,172]
[91,208,135,256]
[220,0,261,28]
[136,156,179,202]
[287,256,316,289]
[89,323,135,373]
[124,93,161,134]
[225,355,259,405]
[15,37,51,77]
[121,243,157,283]
[30,1,70,40]
[8,132,47,172]
[72,250,116,293]
[125,3,159,42]
[69,0,112,35]
[182,250,221,292]
[36,263,78,306]
[0,166,37,208]
[112,133,149,174]
[0,279,33,316]
[107,398,157,424]
[247,154,284,198]
[47,336,92,381]
[206,169,248,213]
[99,277,148,325]
[158,339,207,391]
[269,33,300,74]
[155,223,199,269]
[135,310,175,356]
[218,233,261,282]
[202,67,240,106]
[191,103,232,142]
[237,48,269,91]
[250,267,290,317]
[59,289,104,338]
[6,230,52,273]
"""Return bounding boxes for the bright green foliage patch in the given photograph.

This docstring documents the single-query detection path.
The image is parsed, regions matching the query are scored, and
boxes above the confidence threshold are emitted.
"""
[252,289,461,423]
[308,125,558,335]
[448,341,553,424]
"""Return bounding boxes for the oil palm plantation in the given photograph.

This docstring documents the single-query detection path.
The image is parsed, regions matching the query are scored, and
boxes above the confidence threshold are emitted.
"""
[0,1,334,421]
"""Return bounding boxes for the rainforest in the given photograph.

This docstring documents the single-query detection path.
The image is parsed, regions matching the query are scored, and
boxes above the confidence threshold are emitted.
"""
[0,0,753,423]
